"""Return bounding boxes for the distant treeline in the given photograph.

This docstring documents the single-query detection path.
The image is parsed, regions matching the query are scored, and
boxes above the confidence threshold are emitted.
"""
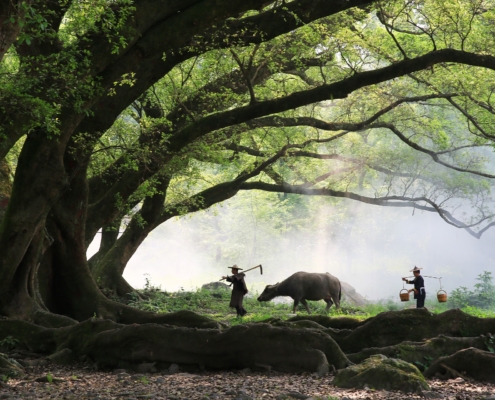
[449,271,495,309]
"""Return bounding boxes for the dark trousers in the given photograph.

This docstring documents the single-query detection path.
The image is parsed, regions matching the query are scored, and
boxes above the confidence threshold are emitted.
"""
[235,306,247,316]
[416,295,425,308]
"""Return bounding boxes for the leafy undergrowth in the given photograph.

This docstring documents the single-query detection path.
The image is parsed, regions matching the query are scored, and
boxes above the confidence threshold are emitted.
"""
[123,284,495,326]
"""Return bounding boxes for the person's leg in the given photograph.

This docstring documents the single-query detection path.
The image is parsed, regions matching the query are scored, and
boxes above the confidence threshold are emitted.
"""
[235,306,241,316]
[417,296,425,308]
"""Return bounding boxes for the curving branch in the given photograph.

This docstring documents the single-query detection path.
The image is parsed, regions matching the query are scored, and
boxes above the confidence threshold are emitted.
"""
[172,41,495,148]
[445,97,495,140]
[76,0,377,140]
[372,123,495,179]
[85,49,495,243]
[87,55,329,208]
[239,181,494,238]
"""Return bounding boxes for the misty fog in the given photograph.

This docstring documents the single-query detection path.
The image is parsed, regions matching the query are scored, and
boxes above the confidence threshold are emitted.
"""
[87,192,495,301]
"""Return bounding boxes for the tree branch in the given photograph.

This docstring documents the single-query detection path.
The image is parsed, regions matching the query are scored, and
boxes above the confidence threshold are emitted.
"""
[372,122,495,179]
[239,181,494,238]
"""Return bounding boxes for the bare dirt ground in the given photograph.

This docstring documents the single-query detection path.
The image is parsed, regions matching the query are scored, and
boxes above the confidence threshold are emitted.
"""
[1,362,494,400]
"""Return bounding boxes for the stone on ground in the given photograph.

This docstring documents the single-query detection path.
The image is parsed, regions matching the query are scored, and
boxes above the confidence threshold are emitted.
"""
[332,354,429,393]
[201,282,230,291]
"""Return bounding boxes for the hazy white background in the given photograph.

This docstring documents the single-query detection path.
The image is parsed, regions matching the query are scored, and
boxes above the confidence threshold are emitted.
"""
[88,193,495,301]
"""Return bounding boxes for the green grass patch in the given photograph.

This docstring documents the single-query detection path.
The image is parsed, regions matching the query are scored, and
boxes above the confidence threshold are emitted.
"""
[124,282,495,326]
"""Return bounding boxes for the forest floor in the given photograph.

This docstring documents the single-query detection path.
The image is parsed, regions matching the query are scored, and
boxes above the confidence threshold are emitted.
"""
[2,288,495,399]
[1,360,495,400]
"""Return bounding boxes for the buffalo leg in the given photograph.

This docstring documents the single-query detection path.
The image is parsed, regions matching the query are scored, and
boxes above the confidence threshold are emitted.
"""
[324,298,334,312]
[300,299,311,314]
[292,299,298,314]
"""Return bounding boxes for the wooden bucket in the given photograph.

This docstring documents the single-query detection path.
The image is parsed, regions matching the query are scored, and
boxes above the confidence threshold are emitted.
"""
[437,289,448,303]
[399,289,410,302]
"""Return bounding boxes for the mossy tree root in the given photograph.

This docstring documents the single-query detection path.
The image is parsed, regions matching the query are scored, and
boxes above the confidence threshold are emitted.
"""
[347,335,489,369]
[424,348,495,383]
[330,309,495,353]
[0,320,350,374]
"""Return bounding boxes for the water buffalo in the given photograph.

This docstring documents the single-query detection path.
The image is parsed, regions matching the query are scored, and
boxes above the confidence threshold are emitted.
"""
[257,272,341,314]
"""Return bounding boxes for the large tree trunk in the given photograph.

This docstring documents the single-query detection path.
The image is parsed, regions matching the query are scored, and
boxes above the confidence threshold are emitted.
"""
[91,176,170,296]
[0,159,11,222]
[0,133,69,313]
[33,157,205,325]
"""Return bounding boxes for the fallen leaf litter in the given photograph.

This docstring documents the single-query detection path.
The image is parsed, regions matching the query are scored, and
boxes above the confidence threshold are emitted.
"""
[1,362,494,400]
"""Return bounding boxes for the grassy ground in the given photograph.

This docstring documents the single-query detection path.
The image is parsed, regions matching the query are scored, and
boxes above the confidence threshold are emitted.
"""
[125,285,495,326]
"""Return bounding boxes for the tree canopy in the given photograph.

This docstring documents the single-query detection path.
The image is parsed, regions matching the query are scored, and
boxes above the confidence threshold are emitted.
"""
[1,0,495,325]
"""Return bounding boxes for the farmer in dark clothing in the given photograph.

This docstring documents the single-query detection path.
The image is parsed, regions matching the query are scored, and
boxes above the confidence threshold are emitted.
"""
[403,266,426,308]
[222,265,248,316]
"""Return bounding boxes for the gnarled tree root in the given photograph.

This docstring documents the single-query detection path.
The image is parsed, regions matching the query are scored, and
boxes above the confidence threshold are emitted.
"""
[288,315,366,330]
[0,320,350,374]
[347,335,489,369]
[424,348,495,383]
[277,309,495,354]
[323,309,495,353]
[111,308,226,329]
[260,318,354,343]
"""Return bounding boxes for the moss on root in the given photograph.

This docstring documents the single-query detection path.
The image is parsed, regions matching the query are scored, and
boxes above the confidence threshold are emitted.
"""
[333,355,429,393]
[347,335,487,370]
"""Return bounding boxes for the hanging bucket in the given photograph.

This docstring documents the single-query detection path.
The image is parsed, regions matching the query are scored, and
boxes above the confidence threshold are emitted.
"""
[400,289,410,302]
[437,289,448,303]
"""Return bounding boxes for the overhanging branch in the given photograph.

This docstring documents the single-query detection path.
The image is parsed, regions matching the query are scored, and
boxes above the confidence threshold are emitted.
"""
[239,181,494,238]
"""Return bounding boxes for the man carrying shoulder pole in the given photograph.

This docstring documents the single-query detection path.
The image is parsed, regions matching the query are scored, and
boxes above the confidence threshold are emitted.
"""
[403,266,426,309]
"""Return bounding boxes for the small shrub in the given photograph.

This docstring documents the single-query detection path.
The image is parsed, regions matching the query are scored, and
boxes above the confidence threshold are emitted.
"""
[0,336,19,351]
